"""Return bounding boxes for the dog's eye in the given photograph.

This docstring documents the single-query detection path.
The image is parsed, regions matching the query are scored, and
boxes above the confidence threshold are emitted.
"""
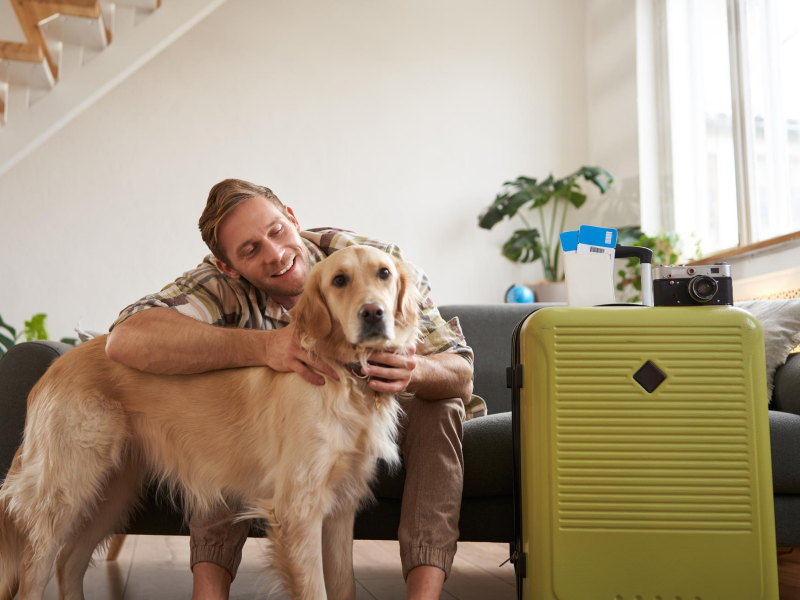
[378,268,391,280]
[332,274,347,287]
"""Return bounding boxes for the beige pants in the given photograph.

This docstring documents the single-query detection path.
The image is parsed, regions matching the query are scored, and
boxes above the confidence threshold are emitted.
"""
[190,396,466,581]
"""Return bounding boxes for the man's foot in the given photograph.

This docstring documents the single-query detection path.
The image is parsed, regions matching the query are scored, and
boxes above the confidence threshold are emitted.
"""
[406,565,446,600]
[191,561,232,600]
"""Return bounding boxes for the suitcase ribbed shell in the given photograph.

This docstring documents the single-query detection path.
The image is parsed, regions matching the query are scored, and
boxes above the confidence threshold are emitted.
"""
[517,306,777,600]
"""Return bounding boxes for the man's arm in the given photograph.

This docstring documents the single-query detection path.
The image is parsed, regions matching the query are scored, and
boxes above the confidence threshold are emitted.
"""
[105,308,337,384]
[364,350,473,403]
[407,353,473,402]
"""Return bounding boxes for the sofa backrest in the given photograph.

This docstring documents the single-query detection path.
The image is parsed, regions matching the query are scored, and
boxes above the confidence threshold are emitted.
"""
[774,353,800,415]
[439,304,561,414]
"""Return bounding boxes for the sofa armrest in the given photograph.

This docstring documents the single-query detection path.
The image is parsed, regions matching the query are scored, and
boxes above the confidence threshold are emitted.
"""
[773,353,800,416]
[0,340,73,479]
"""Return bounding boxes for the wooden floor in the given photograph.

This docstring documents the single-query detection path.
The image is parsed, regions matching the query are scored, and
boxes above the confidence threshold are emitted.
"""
[779,549,800,600]
[39,536,516,599]
[34,536,800,599]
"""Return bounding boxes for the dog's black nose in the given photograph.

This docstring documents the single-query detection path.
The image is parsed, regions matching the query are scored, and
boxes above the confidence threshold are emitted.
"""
[359,303,385,325]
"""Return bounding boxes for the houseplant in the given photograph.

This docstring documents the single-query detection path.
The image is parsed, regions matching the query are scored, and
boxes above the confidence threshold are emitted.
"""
[615,227,702,302]
[478,166,614,300]
[0,312,78,358]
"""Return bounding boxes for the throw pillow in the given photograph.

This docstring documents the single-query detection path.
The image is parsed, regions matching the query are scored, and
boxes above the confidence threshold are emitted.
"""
[736,299,800,403]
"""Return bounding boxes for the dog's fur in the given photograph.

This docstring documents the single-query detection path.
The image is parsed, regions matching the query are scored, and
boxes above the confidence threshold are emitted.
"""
[0,245,422,600]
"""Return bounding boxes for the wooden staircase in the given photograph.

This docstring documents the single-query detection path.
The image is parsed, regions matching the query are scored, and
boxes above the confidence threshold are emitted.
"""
[0,0,225,177]
[0,0,160,127]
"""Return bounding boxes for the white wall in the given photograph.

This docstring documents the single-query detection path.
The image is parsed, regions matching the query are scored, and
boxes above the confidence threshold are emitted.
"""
[0,0,590,340]
[728,244,800,285]
[578,0,641,231]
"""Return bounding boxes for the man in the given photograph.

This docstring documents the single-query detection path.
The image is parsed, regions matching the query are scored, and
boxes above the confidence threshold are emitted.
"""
[106,179,484,600]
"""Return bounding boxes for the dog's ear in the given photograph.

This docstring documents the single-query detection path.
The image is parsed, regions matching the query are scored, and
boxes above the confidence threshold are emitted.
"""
[292,269,332,342]
[394,259,423,330]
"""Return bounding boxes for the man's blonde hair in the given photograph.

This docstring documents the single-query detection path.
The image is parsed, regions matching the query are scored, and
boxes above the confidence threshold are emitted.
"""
[199,179,287,263]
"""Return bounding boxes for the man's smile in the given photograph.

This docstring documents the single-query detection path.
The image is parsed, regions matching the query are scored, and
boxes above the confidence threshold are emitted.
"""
[271,256,296,278]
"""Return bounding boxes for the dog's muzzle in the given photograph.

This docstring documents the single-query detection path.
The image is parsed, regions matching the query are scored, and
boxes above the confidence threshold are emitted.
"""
[358,302,388,341]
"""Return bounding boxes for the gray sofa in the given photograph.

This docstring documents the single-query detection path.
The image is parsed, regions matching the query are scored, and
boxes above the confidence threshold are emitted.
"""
[2,304,800,548]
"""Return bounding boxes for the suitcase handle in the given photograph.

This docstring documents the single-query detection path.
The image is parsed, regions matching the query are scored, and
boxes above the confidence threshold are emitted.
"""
[615,244,654,306]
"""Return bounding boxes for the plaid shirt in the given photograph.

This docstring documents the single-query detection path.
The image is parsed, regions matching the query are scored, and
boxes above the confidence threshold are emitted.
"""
[111,228,486,419]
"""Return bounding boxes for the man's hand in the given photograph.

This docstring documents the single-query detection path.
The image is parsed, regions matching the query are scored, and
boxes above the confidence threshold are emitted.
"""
[363,345,418,394]
[264,323,340,386]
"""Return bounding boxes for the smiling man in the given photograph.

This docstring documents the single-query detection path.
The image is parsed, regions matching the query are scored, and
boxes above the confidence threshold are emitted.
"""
[105,179,483,600]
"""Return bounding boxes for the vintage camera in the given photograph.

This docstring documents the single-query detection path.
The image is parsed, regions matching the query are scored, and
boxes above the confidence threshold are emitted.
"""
[653,263,733,306]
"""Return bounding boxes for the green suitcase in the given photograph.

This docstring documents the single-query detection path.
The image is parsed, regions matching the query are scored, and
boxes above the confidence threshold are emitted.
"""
[508,282,778,599]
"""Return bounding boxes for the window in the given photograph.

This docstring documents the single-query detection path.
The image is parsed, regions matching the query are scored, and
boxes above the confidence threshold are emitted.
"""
[658,0,800,257]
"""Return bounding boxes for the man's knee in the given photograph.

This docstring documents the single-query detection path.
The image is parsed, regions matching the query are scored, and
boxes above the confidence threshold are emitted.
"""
[405,397,465,429]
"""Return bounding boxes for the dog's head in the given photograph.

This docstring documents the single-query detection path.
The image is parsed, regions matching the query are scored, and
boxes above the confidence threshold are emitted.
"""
[292,246,422,360]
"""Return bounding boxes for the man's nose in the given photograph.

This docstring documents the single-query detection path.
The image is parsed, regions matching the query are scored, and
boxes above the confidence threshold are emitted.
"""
[359,303,385,325]
[263,240,285,265]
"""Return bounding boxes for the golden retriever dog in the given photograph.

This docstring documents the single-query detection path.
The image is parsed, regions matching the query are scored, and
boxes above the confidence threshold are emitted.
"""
[0,245,421,600]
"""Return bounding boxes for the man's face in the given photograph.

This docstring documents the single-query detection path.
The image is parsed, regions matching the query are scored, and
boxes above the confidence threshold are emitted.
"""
[216,197,310,305]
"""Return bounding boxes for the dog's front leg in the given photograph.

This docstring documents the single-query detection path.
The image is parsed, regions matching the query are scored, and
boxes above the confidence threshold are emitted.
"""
[322,506,356,600]
[267,510,326,600]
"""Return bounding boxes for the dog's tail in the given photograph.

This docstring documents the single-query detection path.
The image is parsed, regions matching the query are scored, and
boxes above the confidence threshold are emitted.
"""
[0,449,27,600]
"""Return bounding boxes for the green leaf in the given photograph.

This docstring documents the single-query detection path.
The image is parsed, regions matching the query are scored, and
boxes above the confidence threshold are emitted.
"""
[0,332,15,352]
[528,193,552,209]
[617,225,645,245]
[60,338,79,346]
[479,186,543,229]
[578,166,614,194]
[506,191,535,218]
[24,313,49,341]
[568,191,587,209]
[478,199,508,230]
[508,176,537,186]
[502,229,543,263]
[0,314,16,339]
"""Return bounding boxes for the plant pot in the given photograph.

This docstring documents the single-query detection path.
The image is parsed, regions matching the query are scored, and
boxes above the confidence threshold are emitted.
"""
[526,281,567,303]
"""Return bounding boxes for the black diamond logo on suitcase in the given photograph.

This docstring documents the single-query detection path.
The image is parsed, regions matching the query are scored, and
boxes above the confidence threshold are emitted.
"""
[633,361,666,393]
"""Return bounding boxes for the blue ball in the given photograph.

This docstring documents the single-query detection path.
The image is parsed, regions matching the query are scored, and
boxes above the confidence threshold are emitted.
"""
[505,285,534,304]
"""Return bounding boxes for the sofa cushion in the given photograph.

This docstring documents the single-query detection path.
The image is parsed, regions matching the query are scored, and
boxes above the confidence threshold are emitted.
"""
[0,340,73,480]
[770,410,800,494]
[737,299,800,402]
[773,353,800,416]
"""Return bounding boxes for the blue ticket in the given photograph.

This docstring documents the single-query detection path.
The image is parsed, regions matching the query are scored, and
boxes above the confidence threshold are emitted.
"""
[559,230,579,254]
[577,225,617,256]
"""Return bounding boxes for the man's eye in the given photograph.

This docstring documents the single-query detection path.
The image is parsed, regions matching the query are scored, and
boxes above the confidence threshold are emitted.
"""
[270,225,283,237]
[245,246,258,257]
[332,274,347,287]
[378,268,391,280]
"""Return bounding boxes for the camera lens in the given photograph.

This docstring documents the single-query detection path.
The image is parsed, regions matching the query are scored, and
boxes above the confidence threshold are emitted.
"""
[688,275,718,303]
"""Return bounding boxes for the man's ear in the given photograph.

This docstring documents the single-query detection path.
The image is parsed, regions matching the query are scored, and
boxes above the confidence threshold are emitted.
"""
[292,270,332,341]
[394,259,422,330]
[215,258,241,279]
[284,206,301,232]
